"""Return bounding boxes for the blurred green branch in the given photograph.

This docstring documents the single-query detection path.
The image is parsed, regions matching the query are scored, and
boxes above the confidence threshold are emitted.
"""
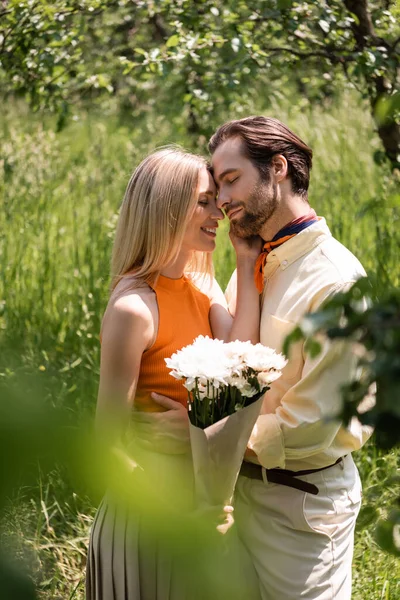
[284,276,400,449]
[284,275,400,557]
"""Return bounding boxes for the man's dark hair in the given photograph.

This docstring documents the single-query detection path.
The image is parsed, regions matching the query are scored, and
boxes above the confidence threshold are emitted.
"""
[208,116,313,197]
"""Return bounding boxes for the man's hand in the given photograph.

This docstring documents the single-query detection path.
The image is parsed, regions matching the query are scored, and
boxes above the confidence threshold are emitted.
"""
[193,504,235,535]
[216,504,235,535]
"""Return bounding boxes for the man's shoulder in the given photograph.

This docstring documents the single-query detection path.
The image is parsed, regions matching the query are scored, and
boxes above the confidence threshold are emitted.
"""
[298,236,366,312]
[274,235,366,315]
[316,235,366,282]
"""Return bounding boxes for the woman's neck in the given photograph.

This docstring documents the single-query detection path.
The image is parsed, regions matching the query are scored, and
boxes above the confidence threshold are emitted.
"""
[160,250,190,279]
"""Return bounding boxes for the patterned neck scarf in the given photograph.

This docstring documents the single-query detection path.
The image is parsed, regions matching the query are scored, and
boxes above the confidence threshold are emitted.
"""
[254,209,318,293]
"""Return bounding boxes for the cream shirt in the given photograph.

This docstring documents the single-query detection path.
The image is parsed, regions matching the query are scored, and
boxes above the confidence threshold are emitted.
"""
[226,218,373,471]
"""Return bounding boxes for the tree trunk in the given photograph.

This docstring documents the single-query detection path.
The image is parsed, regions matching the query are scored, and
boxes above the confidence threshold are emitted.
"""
[343,0,400,167]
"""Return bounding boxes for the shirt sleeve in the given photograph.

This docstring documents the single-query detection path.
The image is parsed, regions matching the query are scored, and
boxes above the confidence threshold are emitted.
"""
[249,282,373,469]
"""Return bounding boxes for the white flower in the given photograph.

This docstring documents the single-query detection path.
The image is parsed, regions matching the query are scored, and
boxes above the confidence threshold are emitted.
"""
[197,384,208,400]
[240,384,259,398]
[226,374,246,390]
[165,336,232,383]
[184,377,197,392]
[165,336,286,382]
[244,343,287,372]
[165,336,286,419]
[226,375,258,398]
[257,370,281,388]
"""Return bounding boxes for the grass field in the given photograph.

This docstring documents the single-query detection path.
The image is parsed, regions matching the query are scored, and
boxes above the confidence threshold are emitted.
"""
[0,93,399,598]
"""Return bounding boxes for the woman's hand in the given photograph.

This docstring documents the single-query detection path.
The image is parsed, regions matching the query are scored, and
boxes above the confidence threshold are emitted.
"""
[131,393,189,441]
[229,228,263,263]
[151,392,189,418]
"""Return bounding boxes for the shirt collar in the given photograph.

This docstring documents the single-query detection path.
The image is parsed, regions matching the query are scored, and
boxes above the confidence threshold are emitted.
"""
[263,218,332,274]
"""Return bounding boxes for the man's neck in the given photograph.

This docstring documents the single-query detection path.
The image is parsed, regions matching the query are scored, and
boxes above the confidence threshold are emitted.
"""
[259,195,311,242]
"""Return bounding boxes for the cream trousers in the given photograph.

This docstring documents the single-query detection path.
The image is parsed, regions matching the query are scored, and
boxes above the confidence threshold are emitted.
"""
[234,454,362,600]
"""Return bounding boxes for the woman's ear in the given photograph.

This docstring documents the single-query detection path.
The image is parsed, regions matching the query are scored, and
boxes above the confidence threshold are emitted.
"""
[271,154,288,183]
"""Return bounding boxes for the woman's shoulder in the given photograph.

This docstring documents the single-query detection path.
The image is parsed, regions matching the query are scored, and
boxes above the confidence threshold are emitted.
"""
[111,276,155,311]
[101,277,158,341]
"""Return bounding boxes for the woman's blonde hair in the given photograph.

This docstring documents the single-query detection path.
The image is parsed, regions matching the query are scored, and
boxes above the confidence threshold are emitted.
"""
[111,147,213,290]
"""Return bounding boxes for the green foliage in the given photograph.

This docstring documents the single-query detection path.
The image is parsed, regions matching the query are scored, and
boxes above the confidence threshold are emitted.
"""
[375,508,400,557]
[0,1,114,111]
[1,0,399,590]
[1,93,400,596]
[375,91,400,126]
[285,271,400,562]
[285,276,400,450]
[1,0,399,161]
[352,447,400,598]
[0,555,37,600]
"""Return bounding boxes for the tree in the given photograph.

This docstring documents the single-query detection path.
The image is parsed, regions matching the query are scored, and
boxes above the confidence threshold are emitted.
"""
[125,0,400,165]
[1,1,399,158]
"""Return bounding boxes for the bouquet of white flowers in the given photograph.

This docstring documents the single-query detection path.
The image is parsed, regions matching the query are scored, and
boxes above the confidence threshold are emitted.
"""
[166,336,286,513]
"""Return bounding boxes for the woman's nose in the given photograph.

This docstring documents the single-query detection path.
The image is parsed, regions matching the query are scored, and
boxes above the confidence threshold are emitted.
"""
[212,206,225,221]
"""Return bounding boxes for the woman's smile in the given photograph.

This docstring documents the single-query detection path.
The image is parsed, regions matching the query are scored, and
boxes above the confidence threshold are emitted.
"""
[201,226,217,238]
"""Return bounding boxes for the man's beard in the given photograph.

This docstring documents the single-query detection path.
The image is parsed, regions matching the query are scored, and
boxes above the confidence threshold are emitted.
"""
[230,179,278,239]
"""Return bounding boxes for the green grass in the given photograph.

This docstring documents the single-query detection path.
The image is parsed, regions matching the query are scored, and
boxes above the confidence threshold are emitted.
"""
[0,94,399,598]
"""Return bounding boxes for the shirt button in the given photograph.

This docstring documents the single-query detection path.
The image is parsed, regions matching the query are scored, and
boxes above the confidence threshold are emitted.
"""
[282,260,288,266]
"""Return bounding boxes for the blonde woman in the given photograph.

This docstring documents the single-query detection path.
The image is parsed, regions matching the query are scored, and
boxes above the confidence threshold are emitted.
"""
[86,148,261,600]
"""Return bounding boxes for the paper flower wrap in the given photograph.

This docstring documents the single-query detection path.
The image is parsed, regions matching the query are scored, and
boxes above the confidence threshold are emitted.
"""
[166,336,286,509]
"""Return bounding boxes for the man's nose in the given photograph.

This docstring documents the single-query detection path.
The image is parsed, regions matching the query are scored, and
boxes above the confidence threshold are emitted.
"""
[216,189,230,211]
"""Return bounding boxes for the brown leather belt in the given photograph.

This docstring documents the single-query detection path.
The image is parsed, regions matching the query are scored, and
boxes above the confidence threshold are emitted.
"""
[239,457,344,495]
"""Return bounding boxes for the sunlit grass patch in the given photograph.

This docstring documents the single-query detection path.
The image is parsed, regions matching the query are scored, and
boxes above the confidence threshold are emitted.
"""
[1,94,399,598]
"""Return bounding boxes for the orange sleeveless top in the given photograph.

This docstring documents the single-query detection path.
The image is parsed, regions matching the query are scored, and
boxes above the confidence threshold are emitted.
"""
[134,274,212,412]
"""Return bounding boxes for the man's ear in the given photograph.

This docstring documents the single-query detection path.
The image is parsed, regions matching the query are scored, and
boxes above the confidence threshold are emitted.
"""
[271,155,288,183]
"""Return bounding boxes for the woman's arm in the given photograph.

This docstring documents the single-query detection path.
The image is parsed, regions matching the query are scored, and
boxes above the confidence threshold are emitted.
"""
[205,233,262,344]
[95,293,154,445]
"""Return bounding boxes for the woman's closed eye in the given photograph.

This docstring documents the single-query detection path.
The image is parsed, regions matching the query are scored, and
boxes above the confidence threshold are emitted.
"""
[227,177,238,185]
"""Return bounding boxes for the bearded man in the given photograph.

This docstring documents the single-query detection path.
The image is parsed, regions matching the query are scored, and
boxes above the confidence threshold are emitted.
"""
[209,117,372,600]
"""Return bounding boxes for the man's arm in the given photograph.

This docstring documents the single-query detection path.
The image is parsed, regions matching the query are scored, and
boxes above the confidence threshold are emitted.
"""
[248,282,373,469]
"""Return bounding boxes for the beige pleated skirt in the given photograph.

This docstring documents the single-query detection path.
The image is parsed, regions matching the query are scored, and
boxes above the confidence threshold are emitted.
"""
[86,437,261,600]
[86,440,198,600]
[86,496,191,600]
